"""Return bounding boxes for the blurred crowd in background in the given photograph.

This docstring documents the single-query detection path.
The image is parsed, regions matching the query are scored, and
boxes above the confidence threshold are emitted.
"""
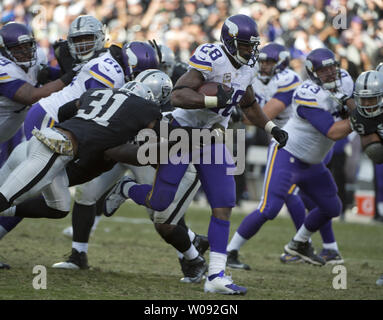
[1,0,383,80]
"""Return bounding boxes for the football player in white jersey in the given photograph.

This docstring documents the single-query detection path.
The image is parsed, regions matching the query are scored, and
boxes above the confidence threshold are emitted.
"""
[0,17,158,263]
[55,66,209,284]
[229,47,353,266]
[0,22,77,143]
[0,22,79,269]
[104,14,288,295]
[227,43,344,269]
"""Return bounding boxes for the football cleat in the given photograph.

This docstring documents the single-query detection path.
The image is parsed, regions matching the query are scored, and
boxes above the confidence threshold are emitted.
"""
[284,239,325,266]
[104,177,136,217]
[52,248,89,270]
[376,274,383,286]
[226,250,251,270]
[0,261,10,269]
[280,253,303,264]
[318,249,344,265]
[193,234,209,256]
[204,270,247,295]
[180,255,208,283]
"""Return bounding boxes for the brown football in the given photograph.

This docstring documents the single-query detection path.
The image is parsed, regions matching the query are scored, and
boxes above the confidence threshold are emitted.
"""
[197,82,231,96]
[361,132,381,150]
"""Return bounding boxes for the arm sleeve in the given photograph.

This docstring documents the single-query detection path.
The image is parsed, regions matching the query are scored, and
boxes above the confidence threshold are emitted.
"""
[272,90,294,107]
[297,105,334,136]
[0,79,27,100]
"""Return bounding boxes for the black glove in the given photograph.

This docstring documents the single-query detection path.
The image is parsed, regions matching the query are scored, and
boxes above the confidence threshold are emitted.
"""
[271,126,288,149]
[53,39,76,74]
[37,64,51,85]
[217,84,234,108]
[59,62,85,86]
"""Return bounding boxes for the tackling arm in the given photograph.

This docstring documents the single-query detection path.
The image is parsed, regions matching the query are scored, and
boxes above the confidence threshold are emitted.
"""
[13,71,76,106]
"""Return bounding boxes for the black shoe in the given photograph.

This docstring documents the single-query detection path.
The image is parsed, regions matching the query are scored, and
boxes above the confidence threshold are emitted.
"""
[284,239,325,266]
[52,248,89,270]
[0,261,10,269]
[193,234,209,256]
[227,250,251,270]
[180,255,207,283]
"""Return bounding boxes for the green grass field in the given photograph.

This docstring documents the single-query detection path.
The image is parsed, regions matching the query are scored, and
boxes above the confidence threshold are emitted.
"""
[0,201,382,300]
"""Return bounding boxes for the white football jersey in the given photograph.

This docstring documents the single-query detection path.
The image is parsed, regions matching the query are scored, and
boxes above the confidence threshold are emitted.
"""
[39,50,125,122]
[171,43,254,129]
[283,69,354,164]
[0,47,48,142]
[251,68,301,128]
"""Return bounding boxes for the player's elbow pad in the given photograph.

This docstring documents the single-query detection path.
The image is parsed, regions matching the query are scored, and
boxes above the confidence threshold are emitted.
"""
[364,142,383,164]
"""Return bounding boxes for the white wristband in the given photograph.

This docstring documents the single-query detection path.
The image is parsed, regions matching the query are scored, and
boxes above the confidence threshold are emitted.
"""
[265,121,277,134]
[204,96,218,108]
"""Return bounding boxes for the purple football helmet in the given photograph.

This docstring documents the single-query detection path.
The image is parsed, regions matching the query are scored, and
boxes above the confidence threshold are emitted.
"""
[122,41,159,81]
[305,48,340,90]
[220,14,260,67]
[258,43,290,83]
[0,22,37,68]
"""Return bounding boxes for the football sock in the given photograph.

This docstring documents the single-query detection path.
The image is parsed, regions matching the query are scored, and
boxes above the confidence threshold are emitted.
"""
[293,225,313,243]
[182,244,199,261]
[128,184,152,205]
[188,228,196,242]
[207,216,229,276]
[322,242,339,251]
[319,220,336,244]
[162,225,192,253]
[227,231,247,252]
[122,180,139,198]
[285,193,306,230]
[208,252,227,277]
[72,241,88,254]
[208,216,230,254]
[72,203,96,243]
